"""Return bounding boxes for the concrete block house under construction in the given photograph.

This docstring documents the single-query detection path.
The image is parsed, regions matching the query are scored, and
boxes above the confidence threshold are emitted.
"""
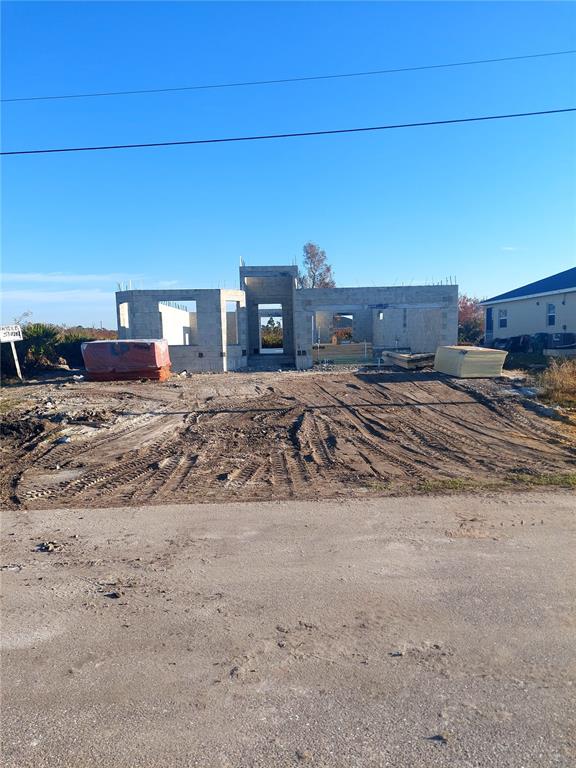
[115,265,458,372]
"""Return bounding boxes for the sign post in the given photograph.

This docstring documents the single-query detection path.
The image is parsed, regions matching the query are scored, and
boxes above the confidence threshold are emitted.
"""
[0,324,24,380]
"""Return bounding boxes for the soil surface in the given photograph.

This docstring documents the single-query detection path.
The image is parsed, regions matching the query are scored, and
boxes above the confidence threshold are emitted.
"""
[1,369,575,510]
[2,494,575,767]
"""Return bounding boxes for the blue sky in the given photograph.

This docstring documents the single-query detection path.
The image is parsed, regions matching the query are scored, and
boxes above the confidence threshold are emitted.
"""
[2,1,575,327]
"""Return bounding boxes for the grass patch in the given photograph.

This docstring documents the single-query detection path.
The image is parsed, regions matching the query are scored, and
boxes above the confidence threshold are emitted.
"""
[0,393,23,415]
[366,481,390,492]
[416,478,479,493]
[385,473,576,495]
[506,472,576,488]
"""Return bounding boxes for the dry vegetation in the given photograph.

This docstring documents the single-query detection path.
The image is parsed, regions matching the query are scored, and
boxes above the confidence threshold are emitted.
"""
[538,358,576,407]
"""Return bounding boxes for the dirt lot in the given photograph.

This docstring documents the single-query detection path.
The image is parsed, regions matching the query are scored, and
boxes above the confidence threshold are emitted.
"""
[2,494,575,767]
[1,369,575,510]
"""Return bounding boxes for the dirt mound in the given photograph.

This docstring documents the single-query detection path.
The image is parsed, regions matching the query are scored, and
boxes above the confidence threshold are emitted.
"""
[1,371,575,510]
[0,418,45,442]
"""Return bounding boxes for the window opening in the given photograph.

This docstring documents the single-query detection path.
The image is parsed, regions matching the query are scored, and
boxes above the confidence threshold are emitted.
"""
[226,301,239,345]
[119,302,129,329]
[159,300,197,345]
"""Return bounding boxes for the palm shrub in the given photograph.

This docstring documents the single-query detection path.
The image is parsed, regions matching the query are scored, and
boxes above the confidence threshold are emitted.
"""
[21,323,62,365]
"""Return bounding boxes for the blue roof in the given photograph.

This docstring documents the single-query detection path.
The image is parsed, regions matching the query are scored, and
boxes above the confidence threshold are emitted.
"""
[482,267,576,304]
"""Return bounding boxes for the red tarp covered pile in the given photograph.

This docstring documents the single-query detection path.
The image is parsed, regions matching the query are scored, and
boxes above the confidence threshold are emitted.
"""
[81,340,171,381]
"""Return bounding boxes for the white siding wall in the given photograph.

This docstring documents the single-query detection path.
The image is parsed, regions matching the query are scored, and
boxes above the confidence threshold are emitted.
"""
[485,291,576,338]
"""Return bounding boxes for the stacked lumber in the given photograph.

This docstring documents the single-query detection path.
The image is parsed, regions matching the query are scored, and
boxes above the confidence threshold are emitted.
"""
[313,343,372,361]
[384,352,435,370]
[434,346,508,378]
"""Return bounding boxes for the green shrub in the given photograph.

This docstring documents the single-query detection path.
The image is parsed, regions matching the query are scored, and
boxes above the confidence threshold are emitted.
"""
[0,323,118,379]
[21,323,62,365]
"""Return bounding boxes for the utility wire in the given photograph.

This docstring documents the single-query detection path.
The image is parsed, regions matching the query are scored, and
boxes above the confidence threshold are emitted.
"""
[3,49,575,103]
[2,108,574,157]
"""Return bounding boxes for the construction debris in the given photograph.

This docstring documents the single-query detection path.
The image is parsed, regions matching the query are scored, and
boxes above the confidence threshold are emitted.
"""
[382,351,436,370]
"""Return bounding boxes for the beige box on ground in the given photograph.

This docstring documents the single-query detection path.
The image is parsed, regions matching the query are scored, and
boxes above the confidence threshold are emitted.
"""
[434,345,508,378]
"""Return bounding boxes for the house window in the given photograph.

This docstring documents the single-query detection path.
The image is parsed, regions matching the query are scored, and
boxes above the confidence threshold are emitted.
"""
[402,308,407,329]
[546,303,556,327]
[498,309,508,329]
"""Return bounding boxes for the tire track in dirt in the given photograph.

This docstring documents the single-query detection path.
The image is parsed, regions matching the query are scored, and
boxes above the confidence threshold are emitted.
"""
[270,451,294,493]
[226,458,269,489]
[6,371,576,508]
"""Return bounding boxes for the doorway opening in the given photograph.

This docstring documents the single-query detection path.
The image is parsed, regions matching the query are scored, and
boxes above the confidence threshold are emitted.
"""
[258,304,283,354]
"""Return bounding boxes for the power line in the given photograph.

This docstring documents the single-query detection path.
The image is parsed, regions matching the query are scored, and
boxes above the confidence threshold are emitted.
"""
[2,108,574,157]
[3,49,575,103]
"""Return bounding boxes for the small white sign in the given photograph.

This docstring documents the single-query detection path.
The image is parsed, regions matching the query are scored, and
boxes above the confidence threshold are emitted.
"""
[0,324,23,342]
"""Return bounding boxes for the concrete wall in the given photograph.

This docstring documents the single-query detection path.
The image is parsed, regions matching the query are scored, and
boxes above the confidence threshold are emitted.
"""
[293,285,458,369]
[116,278,457,373]
[116,288,248,373]
[240,266,298,359]
[222,290,248,371]
[484,291,576,341]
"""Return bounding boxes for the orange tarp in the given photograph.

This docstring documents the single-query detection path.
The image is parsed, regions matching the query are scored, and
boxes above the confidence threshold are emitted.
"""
[81,340,171,381]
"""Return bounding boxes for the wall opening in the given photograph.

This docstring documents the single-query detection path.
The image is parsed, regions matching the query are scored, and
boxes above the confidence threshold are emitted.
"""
[312,311,355,344]
[332,313,354,343]
[226,301,239,345]
[119,302,130,329]
[159,300,198,345]
[311,310,372,365]
[258,303,283,354]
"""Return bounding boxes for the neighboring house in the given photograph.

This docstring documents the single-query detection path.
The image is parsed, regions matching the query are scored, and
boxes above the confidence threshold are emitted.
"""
[480,267,576,352]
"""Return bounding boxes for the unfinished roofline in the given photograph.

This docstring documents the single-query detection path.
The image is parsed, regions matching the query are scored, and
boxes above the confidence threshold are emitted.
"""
[115,288,244,300]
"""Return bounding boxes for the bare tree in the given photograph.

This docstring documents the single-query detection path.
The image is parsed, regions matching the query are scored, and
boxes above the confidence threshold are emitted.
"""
[13,310,32,325]
[298,242,335,288]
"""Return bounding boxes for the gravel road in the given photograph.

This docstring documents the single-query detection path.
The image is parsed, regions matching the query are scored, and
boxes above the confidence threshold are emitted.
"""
[2,493,574,767]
